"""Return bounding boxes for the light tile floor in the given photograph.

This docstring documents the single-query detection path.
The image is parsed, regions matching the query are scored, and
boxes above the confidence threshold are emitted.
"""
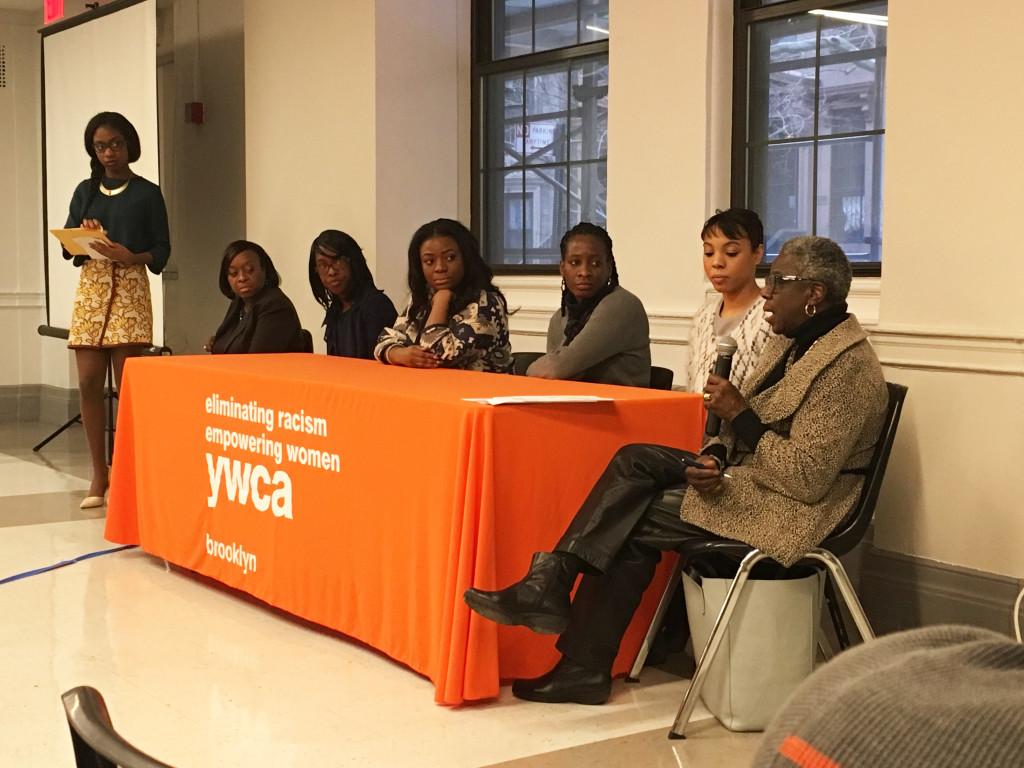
[0,420,762,767]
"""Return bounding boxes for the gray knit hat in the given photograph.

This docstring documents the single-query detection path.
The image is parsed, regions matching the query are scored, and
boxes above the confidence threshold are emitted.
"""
[752,625,1024,767]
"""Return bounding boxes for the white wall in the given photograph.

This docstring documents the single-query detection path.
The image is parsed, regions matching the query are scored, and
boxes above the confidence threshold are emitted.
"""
[161,0,246,354]
[374,0,464,307]
[245,0,465,340]
[868,0,1024,576]
[244,0,378,348]
[0,11,51,389]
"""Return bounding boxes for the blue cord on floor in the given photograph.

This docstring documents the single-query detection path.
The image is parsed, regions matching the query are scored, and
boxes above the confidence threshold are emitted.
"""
[0,544,137,586]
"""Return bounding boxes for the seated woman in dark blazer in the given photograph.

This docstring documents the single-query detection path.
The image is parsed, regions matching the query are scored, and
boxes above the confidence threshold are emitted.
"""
[309,229,397,359]
[208,240,306,354]
[374,218,512,373]
[526,222,650,386]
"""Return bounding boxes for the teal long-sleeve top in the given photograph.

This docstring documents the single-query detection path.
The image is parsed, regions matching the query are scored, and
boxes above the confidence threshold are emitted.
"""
[63,175,171,274]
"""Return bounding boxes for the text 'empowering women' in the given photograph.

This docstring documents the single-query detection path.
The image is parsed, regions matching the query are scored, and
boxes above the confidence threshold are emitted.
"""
[202,393,342,520]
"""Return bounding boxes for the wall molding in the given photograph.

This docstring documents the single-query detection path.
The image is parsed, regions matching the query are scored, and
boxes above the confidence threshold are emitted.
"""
[501,273,1022,376]
[38,385,78,425]
[870,325,1024,377]
[0,384,40,422]
[861,546,1022,638]
[0,291,45,309]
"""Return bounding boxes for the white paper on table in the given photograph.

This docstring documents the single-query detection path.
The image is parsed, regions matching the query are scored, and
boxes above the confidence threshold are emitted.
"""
[462,395,614,406]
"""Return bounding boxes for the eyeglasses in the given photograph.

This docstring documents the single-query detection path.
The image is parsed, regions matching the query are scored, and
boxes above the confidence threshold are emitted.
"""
[764,273,815,295]
[93,139,126,154]
[315,260,345,275]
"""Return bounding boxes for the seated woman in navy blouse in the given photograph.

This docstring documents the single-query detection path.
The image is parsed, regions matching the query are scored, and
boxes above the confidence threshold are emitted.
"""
[208,240,306,354]
[374,218,512,373]
[308,229,397,359]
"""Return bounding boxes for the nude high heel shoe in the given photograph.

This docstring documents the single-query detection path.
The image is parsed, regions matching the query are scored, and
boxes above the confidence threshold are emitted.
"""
[80,494,106,510]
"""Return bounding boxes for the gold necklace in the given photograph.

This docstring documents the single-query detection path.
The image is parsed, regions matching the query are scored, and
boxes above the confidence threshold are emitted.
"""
[99,178,132,197]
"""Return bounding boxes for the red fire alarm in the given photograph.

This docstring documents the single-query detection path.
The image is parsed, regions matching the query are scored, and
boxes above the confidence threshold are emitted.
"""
[185,102,205,125]
[44,0,64,24]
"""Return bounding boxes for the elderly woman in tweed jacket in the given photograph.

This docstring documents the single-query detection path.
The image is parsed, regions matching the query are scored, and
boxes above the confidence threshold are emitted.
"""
[464,235,888,707]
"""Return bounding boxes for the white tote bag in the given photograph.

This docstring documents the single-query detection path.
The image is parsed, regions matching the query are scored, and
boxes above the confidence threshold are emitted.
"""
[682,569,824,732]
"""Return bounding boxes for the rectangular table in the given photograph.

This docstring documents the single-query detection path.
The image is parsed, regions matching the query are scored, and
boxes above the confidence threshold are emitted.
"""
[105,355,703,704]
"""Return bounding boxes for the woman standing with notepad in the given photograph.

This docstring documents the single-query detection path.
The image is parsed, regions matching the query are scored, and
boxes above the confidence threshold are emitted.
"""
[62,111,170,509]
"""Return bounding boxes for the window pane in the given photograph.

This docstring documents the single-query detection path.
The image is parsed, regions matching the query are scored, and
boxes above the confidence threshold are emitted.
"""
[748,142,814,260]
[754,14,817,67]
[487,73,524,168]
[481,1,608,269]
[488,170,525,265]
[493,0,532,60]
[526,68,569,116]
[525,68,569,165]
[533,0,579,53]
[525,119,567,164]
[579,0,609,43]
[570,57,608,161]
[569,162,607,229]
[818,5,887,135]
[819,3,888,57]
[524,167,567,265]
[749,15,818,142]
[816,135,884,262]
[818,58,885,135]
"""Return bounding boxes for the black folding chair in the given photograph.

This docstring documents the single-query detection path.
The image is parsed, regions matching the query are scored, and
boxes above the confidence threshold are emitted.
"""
[512,351,544,376]
[62,686,175,768]
[649,366,674,390]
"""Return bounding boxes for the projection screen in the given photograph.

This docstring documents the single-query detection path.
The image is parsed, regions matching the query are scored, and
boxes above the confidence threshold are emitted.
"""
[41,0,162,344]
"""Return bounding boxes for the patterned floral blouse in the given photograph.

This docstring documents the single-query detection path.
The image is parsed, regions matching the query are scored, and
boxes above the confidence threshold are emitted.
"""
[374,289,513,373]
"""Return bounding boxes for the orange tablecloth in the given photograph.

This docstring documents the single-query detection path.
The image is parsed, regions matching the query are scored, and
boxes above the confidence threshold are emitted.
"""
[105,355,703,704]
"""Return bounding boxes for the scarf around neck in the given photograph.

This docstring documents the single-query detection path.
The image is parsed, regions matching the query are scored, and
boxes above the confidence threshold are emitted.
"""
[562,283,616,345]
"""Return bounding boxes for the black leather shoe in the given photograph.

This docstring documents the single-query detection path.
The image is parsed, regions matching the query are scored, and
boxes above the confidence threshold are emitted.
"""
[464,552,576,635]
[511,657,612,705]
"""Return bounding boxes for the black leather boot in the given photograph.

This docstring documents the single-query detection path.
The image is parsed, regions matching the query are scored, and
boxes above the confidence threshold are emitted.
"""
[463,551,577,635]
[511,657,612,705]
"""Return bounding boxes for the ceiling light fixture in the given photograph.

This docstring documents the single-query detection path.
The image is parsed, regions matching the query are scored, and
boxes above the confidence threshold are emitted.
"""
[808,9,888,27]
[585,24,609,35]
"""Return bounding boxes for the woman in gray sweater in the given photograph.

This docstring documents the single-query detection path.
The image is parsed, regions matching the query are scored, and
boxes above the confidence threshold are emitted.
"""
[526,223,651,387]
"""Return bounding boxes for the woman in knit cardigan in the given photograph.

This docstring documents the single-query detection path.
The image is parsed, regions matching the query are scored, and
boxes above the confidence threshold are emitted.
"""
[464,235,888,707]
[686,208,773,393]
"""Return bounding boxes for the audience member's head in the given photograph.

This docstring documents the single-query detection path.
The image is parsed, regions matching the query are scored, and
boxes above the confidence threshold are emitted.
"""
[308,229,375,309]
[219,240,280,301]
[700,208,764,297]
[406,218,502,321]
[558,222,620,307]
[753,625,1024,768]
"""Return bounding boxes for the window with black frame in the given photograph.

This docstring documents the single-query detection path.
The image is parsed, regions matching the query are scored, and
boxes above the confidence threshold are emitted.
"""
[734,1,887,273]
[475,0,609,270]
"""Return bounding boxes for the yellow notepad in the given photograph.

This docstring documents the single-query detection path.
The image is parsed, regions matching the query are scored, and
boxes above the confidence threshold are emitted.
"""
[50,227,112,260]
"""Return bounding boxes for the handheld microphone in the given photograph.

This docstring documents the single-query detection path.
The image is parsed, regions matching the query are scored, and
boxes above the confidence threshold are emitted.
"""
[704,335,738,437]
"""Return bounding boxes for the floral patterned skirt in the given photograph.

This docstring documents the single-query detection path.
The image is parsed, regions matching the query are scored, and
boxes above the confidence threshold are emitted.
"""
[68,260,153,348]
